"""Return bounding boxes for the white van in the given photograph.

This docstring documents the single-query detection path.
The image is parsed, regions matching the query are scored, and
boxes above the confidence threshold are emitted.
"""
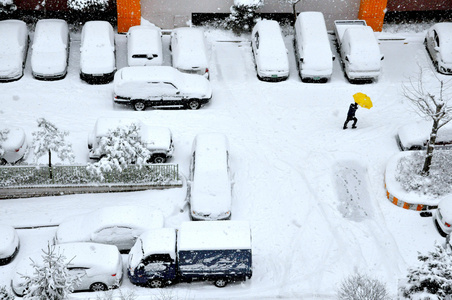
[127,25,163,67]
[294,12,334,82]
[188,133,232,221]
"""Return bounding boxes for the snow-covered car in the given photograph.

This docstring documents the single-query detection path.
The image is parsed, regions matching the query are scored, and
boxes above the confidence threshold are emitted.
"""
[0,126,28,164]
[251,20,289,82]
[113,66,212,110]
[188,133,232,221]
[294,12,334,83]
[434,195,452,237]
[127,25,163,67]
[54,206,164,252]
[425,22,452,75]
[396,121,452,151]
[12,242,123,295]
[0,224,19,265]
[170,27,209,78]
[88,117,174,163]
[0,20,29,82]
[80,21,116,84]
[31,19,69,80]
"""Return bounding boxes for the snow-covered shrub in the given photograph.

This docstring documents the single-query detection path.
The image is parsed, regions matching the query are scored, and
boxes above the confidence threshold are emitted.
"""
[86,123,151,181]
[68,0,109,11]
[399,242,452,299]
[0,285,14,300]
[0,0,16,14]
[395,151,452,197]
[337,272,389,300]
[96,288,137,300]
[22,244,81,300]
[224,0,263,34]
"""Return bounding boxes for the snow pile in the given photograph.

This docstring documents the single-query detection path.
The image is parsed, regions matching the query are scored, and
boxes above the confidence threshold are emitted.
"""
[68,0,109,11]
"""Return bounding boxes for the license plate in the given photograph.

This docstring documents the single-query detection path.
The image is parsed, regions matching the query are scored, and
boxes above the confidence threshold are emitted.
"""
[272,75,278,78]
[313,77,321,80]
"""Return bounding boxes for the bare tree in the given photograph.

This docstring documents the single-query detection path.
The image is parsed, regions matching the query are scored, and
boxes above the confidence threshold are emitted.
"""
[402,68,452,175]
[281,0,302,23]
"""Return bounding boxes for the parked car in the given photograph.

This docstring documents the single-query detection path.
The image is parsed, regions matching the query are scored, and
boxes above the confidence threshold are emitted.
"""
[80,21,116,84]
[0,19,29,82]
[170,27,209,78]
[187,133,232,221]
[334,20,384,82]
[434,195,452,237]
[113,66,212,110]
[54,206,164,252]
[12,243,123,295]
[31,19,69,80]
[425,22,452,75]
[0,126,28,164]
[251,20,289,81]
[127,25,163,67]
[294,12,334,83]
[88,117,174,163]
[128,221,252,288]
[396,121,452,151]
[0,224,19,265]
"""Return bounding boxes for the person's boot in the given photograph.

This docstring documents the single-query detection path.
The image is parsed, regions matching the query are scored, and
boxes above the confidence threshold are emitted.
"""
[352,125,357,129]
[343,125,347,129]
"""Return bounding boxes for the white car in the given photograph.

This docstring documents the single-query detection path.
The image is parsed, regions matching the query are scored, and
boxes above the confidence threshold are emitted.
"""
[188,133,232,221]
[31,19,70,80]
[170,27,209,78]
[294,12,334,82]
[113,66,212,110]
[396,121,452,151]
[127,25,163,67]
[251,20,289,81]
[434,195,452,237]
[425,22,452,75]
[12,243,123,295]
[0,126,28,164]
[0,224,19,265]
[54,205,164,252]
[88,117,174,163]
[0,20,29,82]
[80,21,116,84]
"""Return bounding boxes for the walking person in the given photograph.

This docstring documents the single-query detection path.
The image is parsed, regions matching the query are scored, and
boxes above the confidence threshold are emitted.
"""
[343,102,358,129]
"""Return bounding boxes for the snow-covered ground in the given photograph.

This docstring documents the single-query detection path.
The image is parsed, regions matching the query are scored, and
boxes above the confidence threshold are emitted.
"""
[0,24,450,299]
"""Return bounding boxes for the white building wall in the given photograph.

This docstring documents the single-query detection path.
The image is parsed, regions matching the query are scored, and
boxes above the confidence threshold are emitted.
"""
[141,0,361,30]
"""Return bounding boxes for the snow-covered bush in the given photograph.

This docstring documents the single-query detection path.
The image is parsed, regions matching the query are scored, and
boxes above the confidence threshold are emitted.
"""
[32,118,75,179]
[395,151,452,197]
[337,272,389,300]
[0,285,14,300]
[68,0,109,11]
[0,0,16,14]
[399,242,452,299]
[22,244,81,300]
[96,288,136,300]
[224,0,263,34]
[87,123,151,181]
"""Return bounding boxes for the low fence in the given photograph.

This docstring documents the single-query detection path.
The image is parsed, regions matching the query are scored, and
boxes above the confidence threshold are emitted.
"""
[0,164,182,199]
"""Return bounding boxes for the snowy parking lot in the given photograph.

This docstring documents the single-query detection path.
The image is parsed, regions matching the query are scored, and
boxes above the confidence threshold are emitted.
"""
[0,25,449,299]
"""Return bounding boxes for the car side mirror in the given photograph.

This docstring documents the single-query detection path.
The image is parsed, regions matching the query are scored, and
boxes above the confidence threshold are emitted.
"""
[434,46,440,52]
[345,55,350,62]
[137,263,145,271]
[176,91,180,95]
[300,57,304,63]
[332,55,336,61]
[381,55,385,61]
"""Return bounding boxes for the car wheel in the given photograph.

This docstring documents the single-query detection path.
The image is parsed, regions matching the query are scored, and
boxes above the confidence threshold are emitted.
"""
[90,282,107,291]
[214,278,228,288]
[186,99,200,110]
[150,154,166,164]
[0,158,7,165]
[133,101,146,111]
[148,279,163,288]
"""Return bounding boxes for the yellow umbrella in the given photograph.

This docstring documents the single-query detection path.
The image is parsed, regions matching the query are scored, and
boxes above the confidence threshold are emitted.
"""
[353,92,373,109]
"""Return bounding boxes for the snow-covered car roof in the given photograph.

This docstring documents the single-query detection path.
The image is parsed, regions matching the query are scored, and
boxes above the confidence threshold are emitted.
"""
[32,19,68,50]
[94,117,144,137]
[55,206,164,244]
[171,27,208,71]
[0,126,26,152]
[177,221,251,251]
[397,120,452,148]
[343,26,381,68]
[0,20,28,52]
[116,66,182,83]
[0,224,19,258]
[80,21,115,74]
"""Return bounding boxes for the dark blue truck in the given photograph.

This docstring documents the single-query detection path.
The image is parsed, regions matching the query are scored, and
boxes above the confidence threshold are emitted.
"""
[127,221,252,288]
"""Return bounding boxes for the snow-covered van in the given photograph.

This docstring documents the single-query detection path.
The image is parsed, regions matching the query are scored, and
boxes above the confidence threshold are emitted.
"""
[334,20,384,82]
[435,195,452,237]
[396,120,452,151]
[127,221,252,288]
[113,66,212,111]
[294,12,334,82]
[88,117,174,163]
[127,25,163,67]
[188,133,232,221]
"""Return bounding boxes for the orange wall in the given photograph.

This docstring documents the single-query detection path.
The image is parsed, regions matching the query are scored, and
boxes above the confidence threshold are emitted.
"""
[117,0,141,33]
[358,0,388,31]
